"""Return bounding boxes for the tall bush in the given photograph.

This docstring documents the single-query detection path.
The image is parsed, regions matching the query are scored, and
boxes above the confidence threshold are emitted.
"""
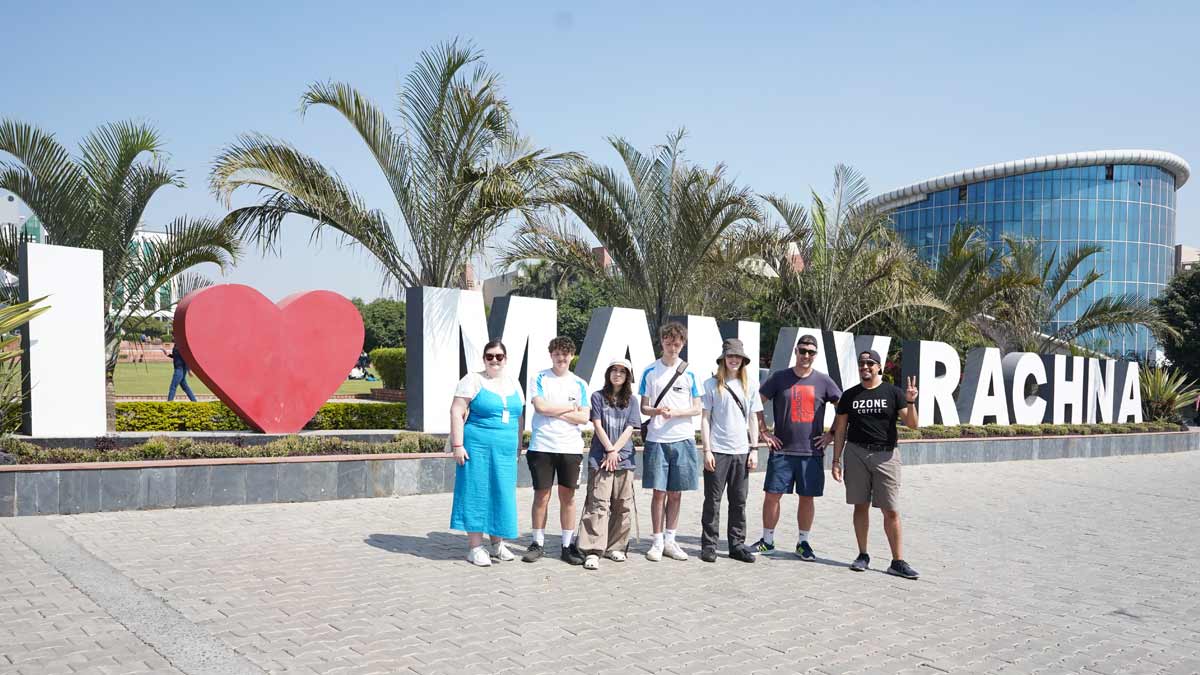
[368,348,406,389]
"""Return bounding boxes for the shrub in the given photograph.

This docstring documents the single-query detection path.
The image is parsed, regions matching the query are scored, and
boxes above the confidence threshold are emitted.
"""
[2,433,438,465]
[1064,424,1093,435]
[1140,366,1199,423]
[369,347,406,389]
[116,401,248,432]
[918,426,961,439]
[1008,424,1043,436]
[958,425,989,438]
[115,402,406,432]
[982,425,1017,437]
[896,426,921,440]
[307,402,406,430]
[1039,424,1070,435]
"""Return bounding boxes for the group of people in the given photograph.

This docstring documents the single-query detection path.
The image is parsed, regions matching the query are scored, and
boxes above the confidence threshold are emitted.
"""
[447,323,922,579]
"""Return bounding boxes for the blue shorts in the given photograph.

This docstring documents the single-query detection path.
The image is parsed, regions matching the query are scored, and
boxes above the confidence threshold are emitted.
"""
[642,439,700,492]
[764,453,825,496]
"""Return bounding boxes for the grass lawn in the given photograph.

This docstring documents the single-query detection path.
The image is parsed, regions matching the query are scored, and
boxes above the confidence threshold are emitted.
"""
[113,361,380,398]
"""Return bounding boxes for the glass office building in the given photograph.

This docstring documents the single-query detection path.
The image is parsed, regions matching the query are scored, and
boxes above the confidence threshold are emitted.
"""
[867,151,1190,357]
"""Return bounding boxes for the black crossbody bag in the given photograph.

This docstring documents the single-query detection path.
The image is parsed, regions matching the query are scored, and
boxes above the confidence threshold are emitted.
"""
[641,361,688,441]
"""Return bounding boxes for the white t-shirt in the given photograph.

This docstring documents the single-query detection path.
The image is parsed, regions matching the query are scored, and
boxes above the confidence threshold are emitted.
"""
[453,372,523,401]
[528,368,589,454]
[702,376,763,454]
[639,359,701,444]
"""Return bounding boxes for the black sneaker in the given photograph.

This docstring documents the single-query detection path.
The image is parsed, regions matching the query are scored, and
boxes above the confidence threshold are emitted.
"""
[849,553,870,572]
[887,559,919,580]
[521,542,544,563]
[560,544,585,566]
[796,541,816,561]
[748,538,775,555]
[700,548,718,563]
[729,545,757,563]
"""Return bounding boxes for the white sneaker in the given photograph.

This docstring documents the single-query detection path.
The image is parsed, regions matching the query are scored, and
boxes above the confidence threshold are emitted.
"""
[491,541,515,562]
[606,550,627,562]
[583,554,600,570]
[646,543,663,562]
[663,541,689,561]
[467,546,492,566]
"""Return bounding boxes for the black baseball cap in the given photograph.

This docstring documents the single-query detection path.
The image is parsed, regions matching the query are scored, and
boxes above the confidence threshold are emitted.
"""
[797,334,819,348]
[859,350,882,365]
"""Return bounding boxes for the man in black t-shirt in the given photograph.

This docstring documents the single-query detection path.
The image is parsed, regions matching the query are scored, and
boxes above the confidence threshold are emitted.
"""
[831,349,920,579]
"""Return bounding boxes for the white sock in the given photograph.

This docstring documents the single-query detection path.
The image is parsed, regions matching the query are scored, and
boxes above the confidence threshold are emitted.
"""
[533,529,545,546]
[652,532,664,547]
[561,530,574,548]
[798,530,810,544]
[762,529,775,545]
[665,529,677,544]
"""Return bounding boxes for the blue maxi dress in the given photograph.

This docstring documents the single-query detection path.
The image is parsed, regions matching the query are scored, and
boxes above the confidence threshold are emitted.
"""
[449,385,523,539]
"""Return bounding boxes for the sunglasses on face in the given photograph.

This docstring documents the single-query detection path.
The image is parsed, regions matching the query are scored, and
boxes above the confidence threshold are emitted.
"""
[858,360,878,367]
[483,353,506,362]
[796,348,817,356]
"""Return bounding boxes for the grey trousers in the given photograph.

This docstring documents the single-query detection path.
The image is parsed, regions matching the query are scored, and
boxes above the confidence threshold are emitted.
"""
[701,452,750,551]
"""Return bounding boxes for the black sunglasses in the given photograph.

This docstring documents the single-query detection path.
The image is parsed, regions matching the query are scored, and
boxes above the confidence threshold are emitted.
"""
[483,353,506,362]
[858,360,878,367]
[796,348,817,356]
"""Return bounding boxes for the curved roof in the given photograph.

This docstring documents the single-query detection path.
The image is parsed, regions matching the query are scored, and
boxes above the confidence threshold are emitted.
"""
[866,149,1190,212]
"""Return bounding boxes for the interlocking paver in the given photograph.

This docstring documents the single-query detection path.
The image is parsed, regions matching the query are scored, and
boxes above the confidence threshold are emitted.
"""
[2,452,1199,673]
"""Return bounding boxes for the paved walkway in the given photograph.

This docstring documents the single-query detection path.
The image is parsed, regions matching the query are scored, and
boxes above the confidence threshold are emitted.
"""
[3,452,1200,674]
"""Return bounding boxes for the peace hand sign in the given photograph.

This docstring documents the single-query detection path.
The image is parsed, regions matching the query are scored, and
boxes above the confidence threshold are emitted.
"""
[905,376,919,404]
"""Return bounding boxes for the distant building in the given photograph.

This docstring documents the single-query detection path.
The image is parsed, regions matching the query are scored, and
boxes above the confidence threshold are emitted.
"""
[869,150,1190,358]
[1176,244,1199,274]
[0,191,20,226]
[115,229,184,319]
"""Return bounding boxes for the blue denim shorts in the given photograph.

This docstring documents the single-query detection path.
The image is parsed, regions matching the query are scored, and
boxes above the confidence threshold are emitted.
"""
[642,439,700,492]
[764,453,825,496]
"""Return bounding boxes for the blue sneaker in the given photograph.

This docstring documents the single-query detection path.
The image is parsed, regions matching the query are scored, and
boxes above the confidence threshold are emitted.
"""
[749,538,775,555]
[795,540,815,561]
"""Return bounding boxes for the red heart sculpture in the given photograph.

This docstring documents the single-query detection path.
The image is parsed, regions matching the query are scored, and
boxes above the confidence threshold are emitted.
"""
[173,285,365,433]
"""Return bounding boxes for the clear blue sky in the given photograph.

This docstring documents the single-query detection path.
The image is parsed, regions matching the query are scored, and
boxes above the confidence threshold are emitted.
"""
[4,1,1198,301]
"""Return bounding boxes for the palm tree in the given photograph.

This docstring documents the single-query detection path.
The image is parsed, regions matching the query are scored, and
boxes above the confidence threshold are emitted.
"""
[982,238,1175,354]
[891,223,1040,346]
[508,259,572,299]
[755,165,945,333]
[0,120,242,424]
[500,130,762,332]
[211,40,579,291]
[0,297,48,433]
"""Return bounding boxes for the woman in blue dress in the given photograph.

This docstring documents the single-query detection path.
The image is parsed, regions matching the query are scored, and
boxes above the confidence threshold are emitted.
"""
[449,339,524,566]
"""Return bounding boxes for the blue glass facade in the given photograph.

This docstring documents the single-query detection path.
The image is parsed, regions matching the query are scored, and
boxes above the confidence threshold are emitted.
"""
[888,164,1177,357]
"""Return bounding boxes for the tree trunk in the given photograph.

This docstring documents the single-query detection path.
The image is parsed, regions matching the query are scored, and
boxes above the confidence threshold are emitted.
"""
[105,374,116,432]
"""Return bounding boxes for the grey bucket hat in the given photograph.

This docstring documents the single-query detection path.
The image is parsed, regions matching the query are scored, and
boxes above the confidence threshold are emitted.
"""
[717,338,751,366]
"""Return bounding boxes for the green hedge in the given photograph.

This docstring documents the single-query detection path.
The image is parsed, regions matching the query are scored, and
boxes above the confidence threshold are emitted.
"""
[115,401,406,432]
[1,433,445,465]
[369,347,406,389]
[901,421,1182,440]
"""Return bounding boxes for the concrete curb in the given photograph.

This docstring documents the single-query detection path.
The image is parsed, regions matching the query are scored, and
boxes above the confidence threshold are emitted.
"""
[1,430,1196,517]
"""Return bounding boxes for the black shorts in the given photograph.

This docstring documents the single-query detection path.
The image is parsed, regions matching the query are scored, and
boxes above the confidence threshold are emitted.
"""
[527,451,583,490]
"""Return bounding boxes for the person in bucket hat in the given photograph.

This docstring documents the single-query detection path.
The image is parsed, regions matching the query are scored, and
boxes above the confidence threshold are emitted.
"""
[698,338,763,562]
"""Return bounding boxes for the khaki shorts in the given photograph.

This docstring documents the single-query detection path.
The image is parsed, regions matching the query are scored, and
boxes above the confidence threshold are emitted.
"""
[844,442,901,511]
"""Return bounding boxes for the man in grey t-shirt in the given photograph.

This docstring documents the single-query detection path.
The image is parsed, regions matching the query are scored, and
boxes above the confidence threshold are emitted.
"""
[750,334,841,561]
